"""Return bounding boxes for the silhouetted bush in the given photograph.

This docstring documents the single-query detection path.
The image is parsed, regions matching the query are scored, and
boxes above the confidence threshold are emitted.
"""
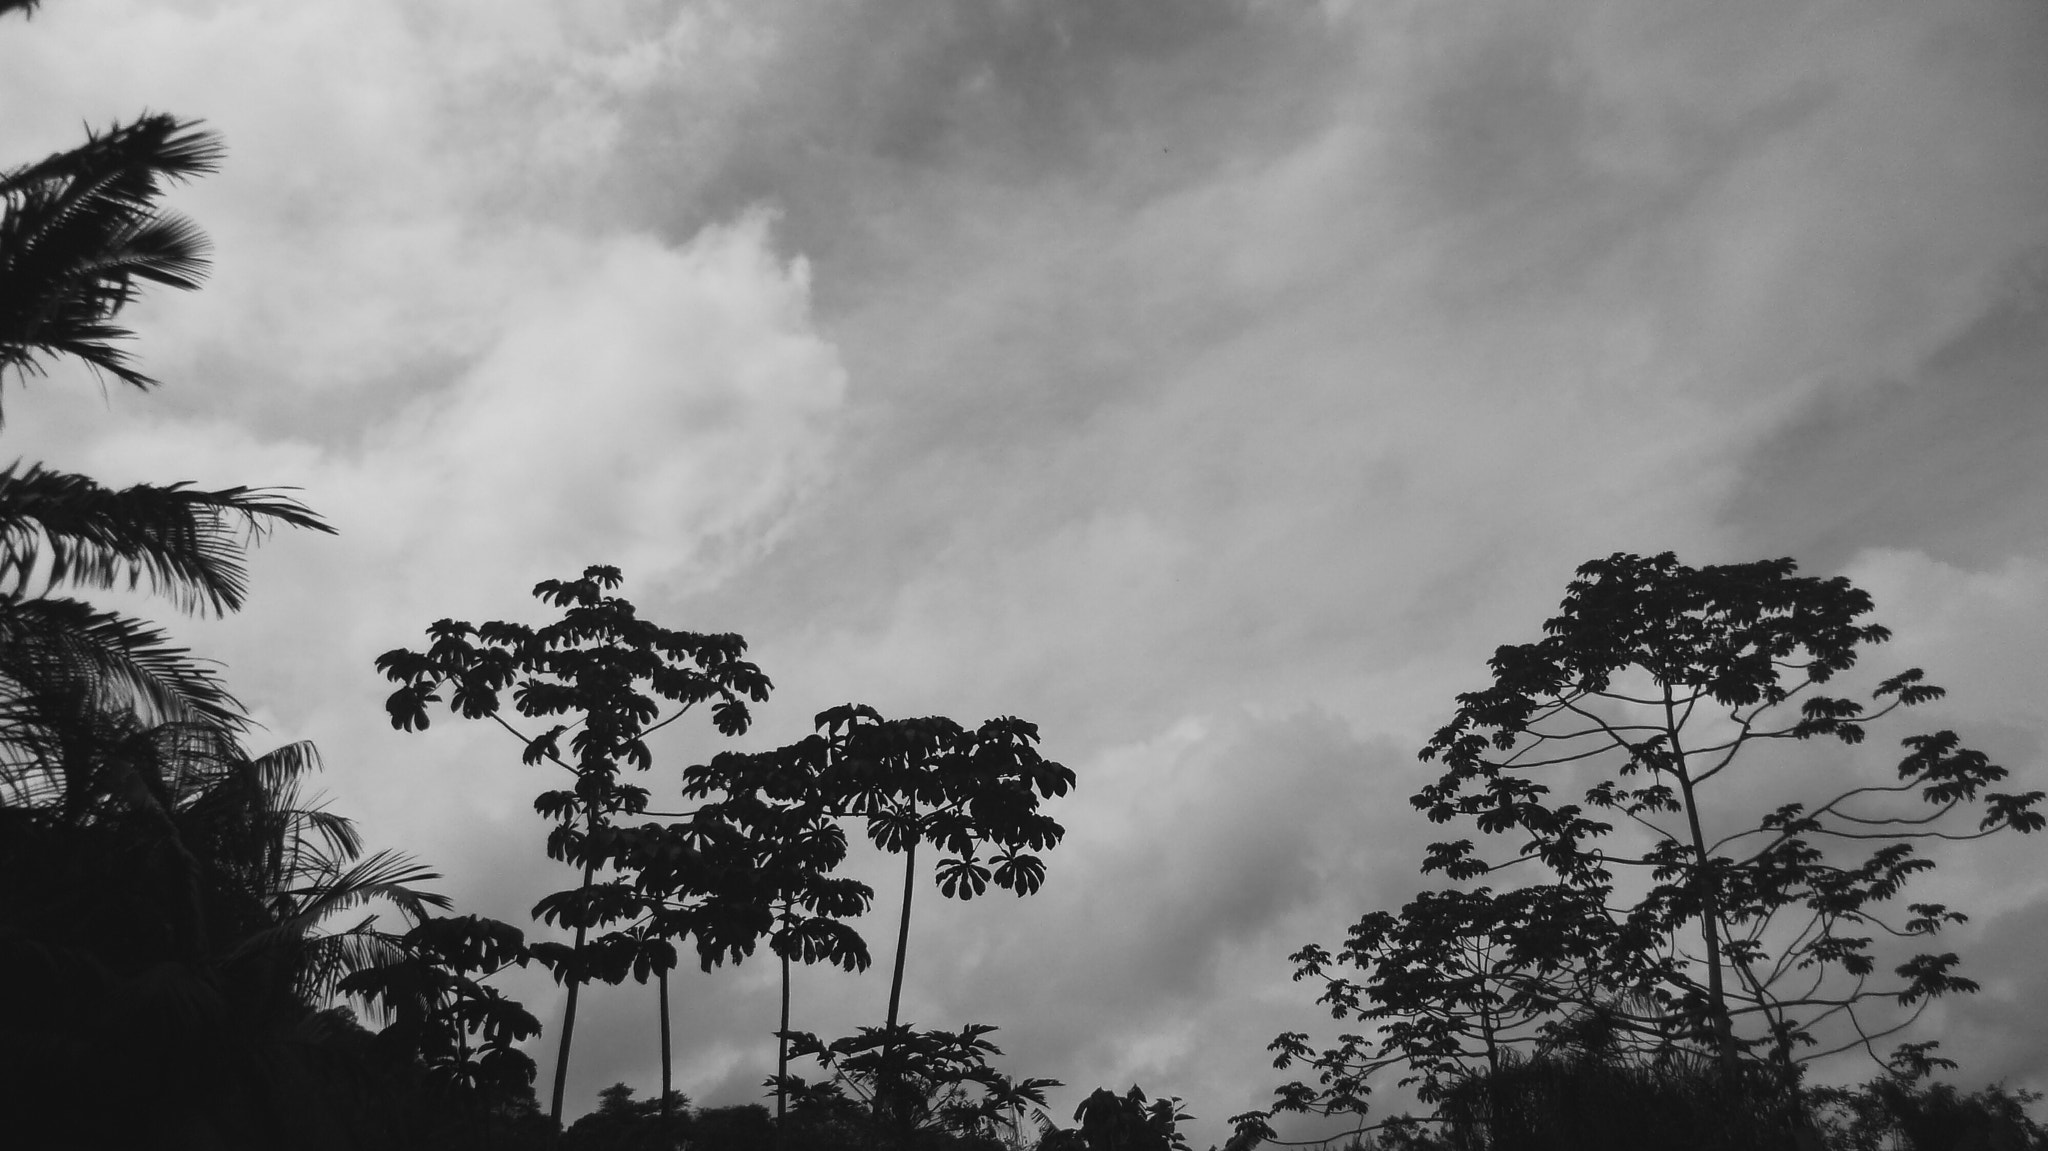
[1809,1078,2048,1151]
[1429,1053,1810,1151]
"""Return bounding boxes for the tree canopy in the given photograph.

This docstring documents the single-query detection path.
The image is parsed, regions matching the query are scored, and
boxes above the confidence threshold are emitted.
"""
[1261,553,2045,1149]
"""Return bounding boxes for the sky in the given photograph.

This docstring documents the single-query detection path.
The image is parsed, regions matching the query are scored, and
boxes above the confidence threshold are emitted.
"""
[5,0,2048,1144]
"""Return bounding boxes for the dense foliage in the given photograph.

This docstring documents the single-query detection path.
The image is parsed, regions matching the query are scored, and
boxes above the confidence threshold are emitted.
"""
[0,86,538,1148]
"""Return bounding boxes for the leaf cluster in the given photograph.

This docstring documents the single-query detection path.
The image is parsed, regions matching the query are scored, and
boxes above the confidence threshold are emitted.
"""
[1038,1085,1195,1151]
[699,703,1076,906]
[776,1023,1061,1145]
[339,914,541,1094]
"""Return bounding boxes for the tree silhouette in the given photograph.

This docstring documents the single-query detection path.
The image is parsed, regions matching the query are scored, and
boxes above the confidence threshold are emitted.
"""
[686,704,1070,1143]
[681,733,878,1134]
[1274,885,1617,1122]
[605,792,841,1129]
[776,1022,1059,1148]
[1048,1086,1195,1151]
[560,1082,693,1151]
[340,913,542,1097]
[1808,1077,2048,1151]
[794,705,1073,1050]
[376,565,773,1126]
[2,714,454,1147]
[1265,553,2044,1145]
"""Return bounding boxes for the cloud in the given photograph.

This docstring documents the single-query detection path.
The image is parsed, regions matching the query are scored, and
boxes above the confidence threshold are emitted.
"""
[1945,894,2048,1091]
[1727,255,2048,571]
[1840,548,2048,732]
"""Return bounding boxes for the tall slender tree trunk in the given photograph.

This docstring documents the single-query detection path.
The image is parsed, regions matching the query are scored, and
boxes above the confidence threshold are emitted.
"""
[550,808,602,1129]
[880,824,917,1130]
[1666,694,1739,1080]
[776,924,792,1151]
[885,836,916,1032]
[659,968,673,1132]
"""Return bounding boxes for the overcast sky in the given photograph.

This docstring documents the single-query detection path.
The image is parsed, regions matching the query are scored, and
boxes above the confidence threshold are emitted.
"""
[6,0,2048,1144]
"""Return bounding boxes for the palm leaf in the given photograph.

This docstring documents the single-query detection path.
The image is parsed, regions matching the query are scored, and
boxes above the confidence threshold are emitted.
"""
[276,848,452,925]
[0,113,221,201]
[231,849,450,1003]
[0,594,243,736]
[0,113,222,406]
[297,917,413,1018]
[0,462,332,616]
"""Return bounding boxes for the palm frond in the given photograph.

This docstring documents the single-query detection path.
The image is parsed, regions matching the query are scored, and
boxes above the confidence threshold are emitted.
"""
[146,719,243,808]
[0,706,220,955]
[0,462,333,616]
[298,918,412,1017]
[245,739,322,801]
[229,847,449,1011]
[0,596,243,754]
[294,807,363,872]
[84,213,212,290]
[277,848,452,925]
[0,113,220,197]
[0,113,222,408]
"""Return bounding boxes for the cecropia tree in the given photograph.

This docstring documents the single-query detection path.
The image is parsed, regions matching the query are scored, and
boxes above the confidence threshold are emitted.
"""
[377,565,773,1126]
[1259,553,2043,1145]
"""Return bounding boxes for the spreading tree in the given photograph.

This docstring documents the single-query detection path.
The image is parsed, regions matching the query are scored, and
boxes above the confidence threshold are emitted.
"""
[1263,553,2043,1146]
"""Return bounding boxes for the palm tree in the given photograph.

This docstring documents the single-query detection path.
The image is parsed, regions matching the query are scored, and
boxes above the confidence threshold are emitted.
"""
[0,531,462,1147]
[0,470,330,791]
[0,112,221,414]
[0,81,478,1147]
[213,738,453,1008]
[0,105,396,1134]
[0,459,334,805]
[0,706,453,1148]
[0,467,444,1139]
[0,461,409,1149]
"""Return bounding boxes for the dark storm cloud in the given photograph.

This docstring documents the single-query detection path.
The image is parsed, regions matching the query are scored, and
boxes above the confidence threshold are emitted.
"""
[616,0,1353,268]
[1384,8,1839,312]
[1725,253,2048,572]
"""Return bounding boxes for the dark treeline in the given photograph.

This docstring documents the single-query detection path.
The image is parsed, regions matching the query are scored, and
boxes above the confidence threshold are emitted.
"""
[6,5,2048,1151]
